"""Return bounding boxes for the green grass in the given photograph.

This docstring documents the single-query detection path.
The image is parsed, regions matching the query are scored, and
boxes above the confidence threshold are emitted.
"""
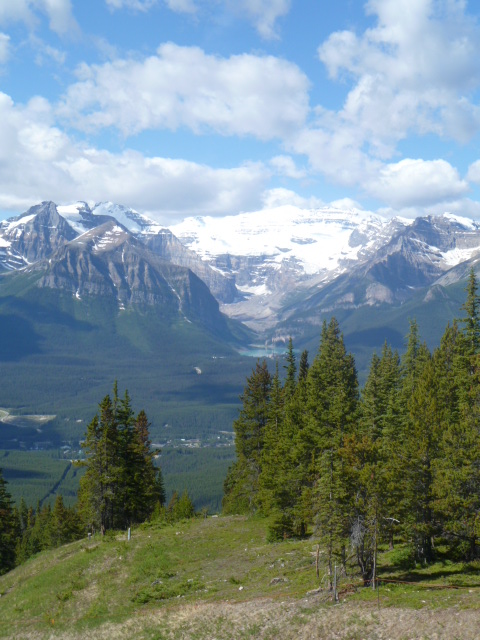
[0,516,479,639]
[0,515,314,637]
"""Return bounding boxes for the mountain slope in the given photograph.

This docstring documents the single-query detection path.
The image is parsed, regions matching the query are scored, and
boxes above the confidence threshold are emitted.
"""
[0,204,254,449]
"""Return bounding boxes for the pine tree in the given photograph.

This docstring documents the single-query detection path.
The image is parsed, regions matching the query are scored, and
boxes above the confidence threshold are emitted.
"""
[0,468,16,575]
[283,337,297,401]
[352,347,402,584]
[433,311,480,559]
[402,348,439,564]
[298,350,309,382]
[461,267,480,355]
[78,384,160,532]
[223,360,272,513]
[303,318,359,575]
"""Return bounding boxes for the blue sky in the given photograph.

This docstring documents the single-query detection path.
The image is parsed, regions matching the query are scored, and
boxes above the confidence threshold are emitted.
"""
[1,0,480,224]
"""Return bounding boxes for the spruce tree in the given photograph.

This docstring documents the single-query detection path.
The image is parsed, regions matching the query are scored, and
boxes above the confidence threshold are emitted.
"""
[0,468,16,575]
[402,347,439,564]
[434,311,480,558]
[304,318,359,575]
[78,385,160,532]
[223,360,272,513]
[283,337,297,400]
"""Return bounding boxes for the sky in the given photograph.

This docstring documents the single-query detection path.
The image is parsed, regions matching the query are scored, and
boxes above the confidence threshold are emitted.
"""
[1,0,480,224]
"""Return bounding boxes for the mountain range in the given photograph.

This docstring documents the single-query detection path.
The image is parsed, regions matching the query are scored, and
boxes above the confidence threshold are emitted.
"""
[0,199,479,447]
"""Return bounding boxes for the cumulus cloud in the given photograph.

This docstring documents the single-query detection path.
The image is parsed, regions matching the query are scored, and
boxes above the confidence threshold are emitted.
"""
[366,158,469,208]
[287,0,480,210]
[262,188,323,210]
[0,0,78,36]
[377,197,480,220]
[467,160,480,184]
[318,0,480,146]
[0,92,269,221]
[58,43,309,139]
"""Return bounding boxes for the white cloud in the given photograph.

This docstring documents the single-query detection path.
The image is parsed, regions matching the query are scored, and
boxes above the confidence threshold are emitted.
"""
[317,0,480,148]
[270,155,306,179]
[291,125,380,187]
[467,159,480,184]
[0,91,269,221]
[329,197,365,212]
[106,0,196,12]
[40,0,77,35]
[377,197,480,220]
[31,36,67,65]
[262,188,323,210]
[287,0,480,211]
[0,0,77,36]
[0,33,10,63]
[366,158,469,208]
[58,43,309,139]
[232,0,291,40]
[58,153,268,219]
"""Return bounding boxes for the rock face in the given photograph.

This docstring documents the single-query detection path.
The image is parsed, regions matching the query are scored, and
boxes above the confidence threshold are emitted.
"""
[0,203,231,337]
[144,230,237,303]
[0,202,77,270]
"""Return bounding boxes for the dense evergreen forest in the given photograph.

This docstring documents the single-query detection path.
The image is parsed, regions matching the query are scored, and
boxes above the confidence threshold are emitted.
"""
[223,269,480,586]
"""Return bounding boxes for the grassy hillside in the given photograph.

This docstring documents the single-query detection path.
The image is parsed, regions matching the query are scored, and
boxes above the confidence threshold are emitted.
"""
[1,515,479,639]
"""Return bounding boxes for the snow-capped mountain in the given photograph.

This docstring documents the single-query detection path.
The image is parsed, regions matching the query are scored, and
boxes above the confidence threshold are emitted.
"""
[0,202,234,338]
[169,206,480,333]
[2,200,480,347]
[0,201,237,304]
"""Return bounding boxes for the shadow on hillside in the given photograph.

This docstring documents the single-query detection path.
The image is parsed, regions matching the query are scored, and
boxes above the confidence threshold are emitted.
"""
[0,314,42,360]
[379,557,480,588]
[2,468,50,480]
[346,326,404,349]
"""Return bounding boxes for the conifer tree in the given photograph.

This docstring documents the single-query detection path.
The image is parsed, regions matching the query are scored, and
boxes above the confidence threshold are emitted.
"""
[283,337,297,400]
[223,360,272,513]
[0,468,16,575]
[304,318,359,574]
[433,289,480,559]
[461,267,480,355]
[298,349,309,382]
[78,384,161,532]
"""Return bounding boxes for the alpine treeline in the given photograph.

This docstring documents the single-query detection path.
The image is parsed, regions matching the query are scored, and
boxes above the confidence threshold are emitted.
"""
[223,269,480,582]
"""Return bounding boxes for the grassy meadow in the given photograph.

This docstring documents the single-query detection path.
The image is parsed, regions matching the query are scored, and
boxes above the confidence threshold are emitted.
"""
[0,515,479,639]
